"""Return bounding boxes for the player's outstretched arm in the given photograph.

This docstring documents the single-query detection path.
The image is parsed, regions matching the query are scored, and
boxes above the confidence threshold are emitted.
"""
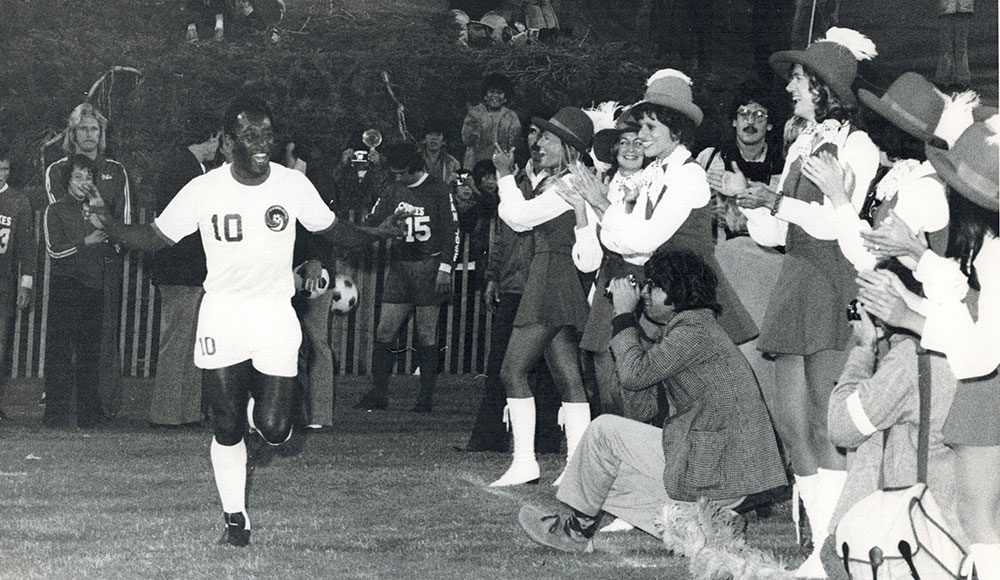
[91,206,169,253]
[320,212,407,248]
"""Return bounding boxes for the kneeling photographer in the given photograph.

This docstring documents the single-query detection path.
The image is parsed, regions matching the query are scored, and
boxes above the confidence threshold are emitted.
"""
[516,246,788,550]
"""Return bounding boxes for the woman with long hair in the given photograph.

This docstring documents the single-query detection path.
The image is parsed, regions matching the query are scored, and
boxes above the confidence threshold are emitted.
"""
[736,28,881,578]
[858,116,1000,579]
[488,107,593,487]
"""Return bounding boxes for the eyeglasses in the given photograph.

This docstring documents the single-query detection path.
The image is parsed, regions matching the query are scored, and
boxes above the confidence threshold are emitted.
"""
[737,108,769,122]
[640,279,656,293]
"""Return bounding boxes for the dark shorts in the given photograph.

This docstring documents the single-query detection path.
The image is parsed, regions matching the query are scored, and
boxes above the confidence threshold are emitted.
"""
[382,257,450,306]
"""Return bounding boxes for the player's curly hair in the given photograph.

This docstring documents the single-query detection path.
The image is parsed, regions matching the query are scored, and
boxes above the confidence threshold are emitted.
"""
[223,93,275,138]
[644,246,721,314]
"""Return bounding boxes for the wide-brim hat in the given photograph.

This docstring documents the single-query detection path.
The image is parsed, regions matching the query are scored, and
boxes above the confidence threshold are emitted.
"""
[770,28,877,107]
[859,73,948,149]
[925,116,999,211]
[622,69,703,126]
[532,106,594,153]
[592,123,640,164]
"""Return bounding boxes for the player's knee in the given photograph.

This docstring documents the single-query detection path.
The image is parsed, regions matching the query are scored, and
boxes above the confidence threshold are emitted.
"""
[210,406,246,446]
[214,422,245,446]
[257,415,293,446]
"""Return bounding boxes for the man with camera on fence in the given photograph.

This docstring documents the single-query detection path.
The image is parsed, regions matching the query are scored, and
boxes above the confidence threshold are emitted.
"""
[517,246,787,551]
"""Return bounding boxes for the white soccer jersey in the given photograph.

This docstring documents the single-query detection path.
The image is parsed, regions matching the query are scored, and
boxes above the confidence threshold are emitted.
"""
[154,163,336,300]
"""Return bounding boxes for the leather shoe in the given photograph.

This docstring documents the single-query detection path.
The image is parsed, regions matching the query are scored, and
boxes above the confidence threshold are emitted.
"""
[518,505,594,553]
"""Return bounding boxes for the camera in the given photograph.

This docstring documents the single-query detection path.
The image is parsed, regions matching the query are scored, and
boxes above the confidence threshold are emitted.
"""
[846,299,871,322]
[604,274,637,298]
[351,150,369,164]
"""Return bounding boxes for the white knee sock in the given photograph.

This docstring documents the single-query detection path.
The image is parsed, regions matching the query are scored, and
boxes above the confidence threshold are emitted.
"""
[210,437,247,516]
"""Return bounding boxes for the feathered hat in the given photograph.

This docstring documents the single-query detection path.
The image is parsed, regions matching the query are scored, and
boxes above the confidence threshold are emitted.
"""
[770,27,877,106]
[934,89,981,149]
[582,101,638,165]
[623,69,703,126]
[926,115,999,211]
[858,73,948,149]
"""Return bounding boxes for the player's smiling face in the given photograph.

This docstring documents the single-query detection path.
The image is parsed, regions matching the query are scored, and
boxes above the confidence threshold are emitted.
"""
[229,113,274,183]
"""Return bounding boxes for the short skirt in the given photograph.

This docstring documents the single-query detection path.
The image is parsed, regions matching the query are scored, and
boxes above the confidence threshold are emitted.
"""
[758,253,856,356]
[514,251,589,330]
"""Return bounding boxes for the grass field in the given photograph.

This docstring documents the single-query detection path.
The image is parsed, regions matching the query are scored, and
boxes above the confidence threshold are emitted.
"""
[1,375,807,579]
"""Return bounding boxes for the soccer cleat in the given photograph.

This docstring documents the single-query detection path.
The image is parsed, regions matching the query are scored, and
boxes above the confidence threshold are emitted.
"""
[518,505,595,553]
[219,512,250,547]
[185,23,199,42]
[354,389,388,411]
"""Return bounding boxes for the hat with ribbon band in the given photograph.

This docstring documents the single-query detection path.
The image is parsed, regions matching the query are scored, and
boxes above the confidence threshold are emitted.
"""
[531,106,594,153]
[925,115,999,212]
[859,72,948,149]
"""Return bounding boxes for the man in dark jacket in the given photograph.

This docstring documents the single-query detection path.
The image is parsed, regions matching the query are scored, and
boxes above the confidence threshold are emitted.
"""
[148,114,221,426]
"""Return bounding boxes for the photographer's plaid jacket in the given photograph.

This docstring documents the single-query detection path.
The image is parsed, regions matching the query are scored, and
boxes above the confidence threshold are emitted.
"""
[609,308,788,502]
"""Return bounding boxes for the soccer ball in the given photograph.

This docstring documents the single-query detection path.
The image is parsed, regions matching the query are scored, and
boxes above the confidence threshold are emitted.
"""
[293,263,330,299]
[329,274,359,314]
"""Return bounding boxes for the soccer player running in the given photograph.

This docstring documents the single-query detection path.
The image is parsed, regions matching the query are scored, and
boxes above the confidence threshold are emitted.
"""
[88,94,406,547]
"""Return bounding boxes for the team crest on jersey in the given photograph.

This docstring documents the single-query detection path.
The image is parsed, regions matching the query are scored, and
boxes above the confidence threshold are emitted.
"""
[265,205,289,232]
[100,172,114,181]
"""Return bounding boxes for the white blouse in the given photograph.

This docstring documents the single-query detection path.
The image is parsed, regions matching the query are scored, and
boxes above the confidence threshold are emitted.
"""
[744,120,880,248]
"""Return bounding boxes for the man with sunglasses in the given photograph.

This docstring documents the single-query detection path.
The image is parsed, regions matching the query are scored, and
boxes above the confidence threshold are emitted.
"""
[517,247,787,552]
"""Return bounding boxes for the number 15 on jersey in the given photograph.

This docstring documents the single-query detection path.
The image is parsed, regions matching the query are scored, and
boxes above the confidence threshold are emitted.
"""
[403,215,431,242]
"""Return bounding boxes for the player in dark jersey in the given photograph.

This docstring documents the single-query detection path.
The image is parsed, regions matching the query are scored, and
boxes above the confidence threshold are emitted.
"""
[0,147,35,421]
[355,142,459,412]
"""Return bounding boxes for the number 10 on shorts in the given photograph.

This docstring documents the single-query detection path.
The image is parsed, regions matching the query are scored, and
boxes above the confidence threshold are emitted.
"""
[199,336,216,356]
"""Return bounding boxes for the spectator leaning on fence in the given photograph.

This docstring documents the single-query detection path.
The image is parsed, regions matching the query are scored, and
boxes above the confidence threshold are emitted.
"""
[44,102,132,420]
[0,147,36,422]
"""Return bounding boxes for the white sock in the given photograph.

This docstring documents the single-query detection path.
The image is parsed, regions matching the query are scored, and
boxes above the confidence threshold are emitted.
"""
[210,437,247,516]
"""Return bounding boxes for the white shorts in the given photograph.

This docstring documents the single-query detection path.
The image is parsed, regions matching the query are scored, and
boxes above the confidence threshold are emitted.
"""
[193,293,302,377]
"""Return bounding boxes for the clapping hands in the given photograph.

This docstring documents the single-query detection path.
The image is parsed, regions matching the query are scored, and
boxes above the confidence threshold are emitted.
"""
[801,151,854,207]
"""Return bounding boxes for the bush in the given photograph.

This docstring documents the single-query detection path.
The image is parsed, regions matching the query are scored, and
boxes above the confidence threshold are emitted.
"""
[0,0,757,207]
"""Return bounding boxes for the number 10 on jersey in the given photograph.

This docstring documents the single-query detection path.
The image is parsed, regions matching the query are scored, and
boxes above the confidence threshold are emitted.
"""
[212,214,243,242]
